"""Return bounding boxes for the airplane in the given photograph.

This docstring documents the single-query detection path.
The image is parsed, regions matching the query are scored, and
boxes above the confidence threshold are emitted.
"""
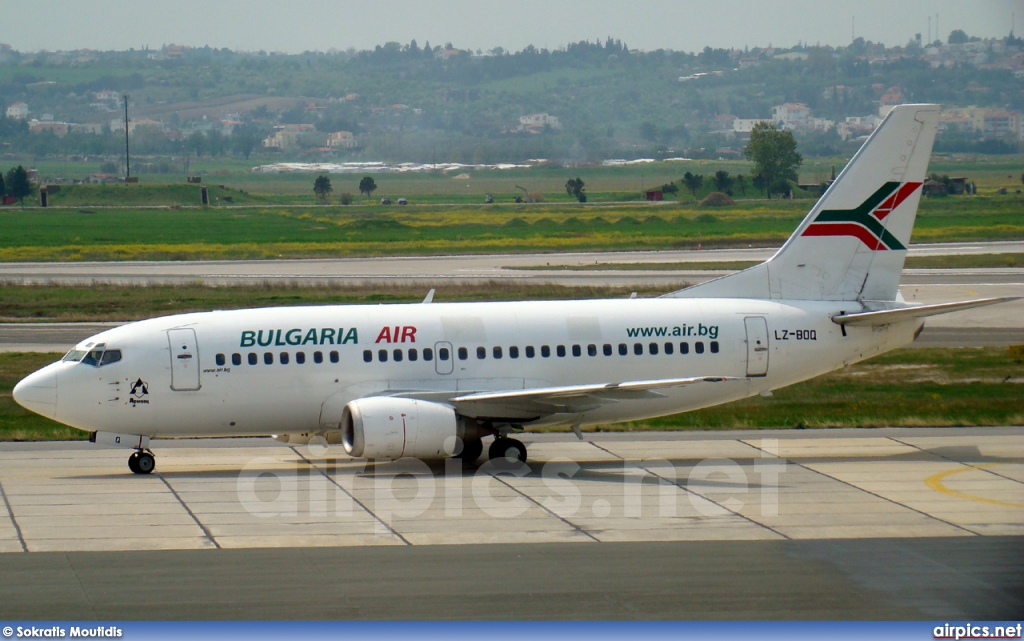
[13,104,1012,474]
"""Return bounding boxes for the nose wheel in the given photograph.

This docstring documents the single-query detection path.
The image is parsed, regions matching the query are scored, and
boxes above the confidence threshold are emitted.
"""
[487,437,528,463]
[128,450,156,475]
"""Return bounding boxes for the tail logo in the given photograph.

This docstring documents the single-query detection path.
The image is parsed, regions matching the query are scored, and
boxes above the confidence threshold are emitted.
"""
[801,181,922,250]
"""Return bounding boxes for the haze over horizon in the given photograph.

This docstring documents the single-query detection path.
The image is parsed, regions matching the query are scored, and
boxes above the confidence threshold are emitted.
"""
[4,0,1019,55]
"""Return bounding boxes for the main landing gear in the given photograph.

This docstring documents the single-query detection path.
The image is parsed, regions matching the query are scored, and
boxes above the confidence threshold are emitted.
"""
[488,437,528,463]
[128,449,156,475]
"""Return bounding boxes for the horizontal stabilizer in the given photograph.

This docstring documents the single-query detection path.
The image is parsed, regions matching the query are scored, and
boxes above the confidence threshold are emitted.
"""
[832,297,1016,327]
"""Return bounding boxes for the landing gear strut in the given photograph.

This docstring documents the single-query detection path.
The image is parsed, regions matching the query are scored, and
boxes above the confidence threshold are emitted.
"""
[128,449,155,475]
[488,437,528,463]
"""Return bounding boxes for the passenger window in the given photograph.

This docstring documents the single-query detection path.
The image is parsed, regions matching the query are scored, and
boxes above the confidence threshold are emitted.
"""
[363,350,372,363]
[314,351,323,364]
[378,349,388,362]
[437,347,449,361]
[424,348,435,361]
[264,352,273,365]
[248,353,257,365]
[100,350,122,366]
[541,345,551,358]
[710,341,719,353]
[588,344,597,357]
[649,343,659,355]
[458,347,468,360]
[393,348,403,362]
[634,343,643,356]
[525,346,535,358]
[556,345,566,357]
[695,342,705,354]
[296,352,305,364]
[477,346,486,359]
[330,351,339,363]
[603,344,612,356]
[618,343,628,356]
[493,346,502,359]
[232,353,242,366]
[408,348,418,362]
[664,342,674,355]
[509,346,519,359]
[216,354,226,367]
[571,345,581,357]
[280,352,290,365]
[680,342,689,355]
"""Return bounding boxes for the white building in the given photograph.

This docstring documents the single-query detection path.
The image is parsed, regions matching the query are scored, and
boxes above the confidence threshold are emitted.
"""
[6,102,29,119]
[518,113,561,130]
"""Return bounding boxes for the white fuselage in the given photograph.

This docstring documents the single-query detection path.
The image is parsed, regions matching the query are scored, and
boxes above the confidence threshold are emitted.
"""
[29,297,920,439]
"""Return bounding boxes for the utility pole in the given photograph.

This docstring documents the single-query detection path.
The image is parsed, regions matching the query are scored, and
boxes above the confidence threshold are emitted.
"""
[123,94,131,179]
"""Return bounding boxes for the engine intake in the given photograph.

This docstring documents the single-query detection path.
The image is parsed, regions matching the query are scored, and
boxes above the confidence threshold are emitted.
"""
[342,397,459,459]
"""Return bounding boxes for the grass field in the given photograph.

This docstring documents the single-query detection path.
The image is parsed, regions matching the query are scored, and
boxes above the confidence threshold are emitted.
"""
[3,347,1021,441]
[1,194,1021,261]
[0,282,665,322]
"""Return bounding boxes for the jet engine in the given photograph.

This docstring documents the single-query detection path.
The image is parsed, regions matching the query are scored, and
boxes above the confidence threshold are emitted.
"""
[342,397,462,459]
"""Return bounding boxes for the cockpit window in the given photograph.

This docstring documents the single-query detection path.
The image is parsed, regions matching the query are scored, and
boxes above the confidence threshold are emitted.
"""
[65,346,122,367]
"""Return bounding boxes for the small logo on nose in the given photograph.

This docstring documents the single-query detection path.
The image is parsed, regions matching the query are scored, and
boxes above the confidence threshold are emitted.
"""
[130,379,150,405]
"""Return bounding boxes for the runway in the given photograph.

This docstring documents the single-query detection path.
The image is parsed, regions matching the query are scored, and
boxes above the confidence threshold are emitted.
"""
[0,428,1021,619]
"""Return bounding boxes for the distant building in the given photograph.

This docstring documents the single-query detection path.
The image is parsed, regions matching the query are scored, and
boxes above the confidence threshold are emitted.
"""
[28,120,69,136]
[6,102,28,119]
[518,113,561,131]
[327,131,356,149]
[771,103,809,125]
[879,87,905,117]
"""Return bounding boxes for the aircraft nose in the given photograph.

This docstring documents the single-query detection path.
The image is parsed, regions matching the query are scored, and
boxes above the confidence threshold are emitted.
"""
[13,365,58,419]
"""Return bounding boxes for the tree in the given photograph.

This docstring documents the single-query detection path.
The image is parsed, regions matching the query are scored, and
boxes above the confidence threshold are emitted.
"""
[565,177,586,202]
[682,171,704,198]
[313,175,333,204]
[5,165,33,206]
[660,182,679,195]
[734,174,747,197]
[0,172,5,199]
[948,29,969,45]
[712,170,733,195]
[744,122,802,200]
[359,176,377,200]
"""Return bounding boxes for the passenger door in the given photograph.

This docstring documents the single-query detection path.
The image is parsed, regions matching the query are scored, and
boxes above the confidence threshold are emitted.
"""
[168,328,201,391]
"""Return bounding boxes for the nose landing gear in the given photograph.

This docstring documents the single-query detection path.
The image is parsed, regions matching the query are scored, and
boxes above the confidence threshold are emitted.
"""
[128,450,156,474]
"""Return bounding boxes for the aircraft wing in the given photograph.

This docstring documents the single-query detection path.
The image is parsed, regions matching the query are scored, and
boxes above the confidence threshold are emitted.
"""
[448,376,741,421]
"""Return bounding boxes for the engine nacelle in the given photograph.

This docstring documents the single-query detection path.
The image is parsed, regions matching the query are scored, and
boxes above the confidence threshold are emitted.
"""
[342,397,458,459]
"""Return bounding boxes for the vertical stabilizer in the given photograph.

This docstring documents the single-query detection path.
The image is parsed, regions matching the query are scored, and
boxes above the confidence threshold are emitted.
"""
[666,104,940,302]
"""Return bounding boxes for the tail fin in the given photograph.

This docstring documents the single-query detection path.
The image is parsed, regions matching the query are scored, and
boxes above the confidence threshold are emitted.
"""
[666,104,940,302]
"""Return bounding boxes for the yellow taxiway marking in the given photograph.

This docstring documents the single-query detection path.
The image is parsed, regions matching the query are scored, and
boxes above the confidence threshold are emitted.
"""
[925,463,1024,509]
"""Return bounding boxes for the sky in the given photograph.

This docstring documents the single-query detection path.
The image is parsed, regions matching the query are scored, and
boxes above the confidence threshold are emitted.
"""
[3,0,1019,54]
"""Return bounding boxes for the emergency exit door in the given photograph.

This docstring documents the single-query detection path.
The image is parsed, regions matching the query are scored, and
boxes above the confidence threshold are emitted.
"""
[744,317,769,377]
[168,328,201,391]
